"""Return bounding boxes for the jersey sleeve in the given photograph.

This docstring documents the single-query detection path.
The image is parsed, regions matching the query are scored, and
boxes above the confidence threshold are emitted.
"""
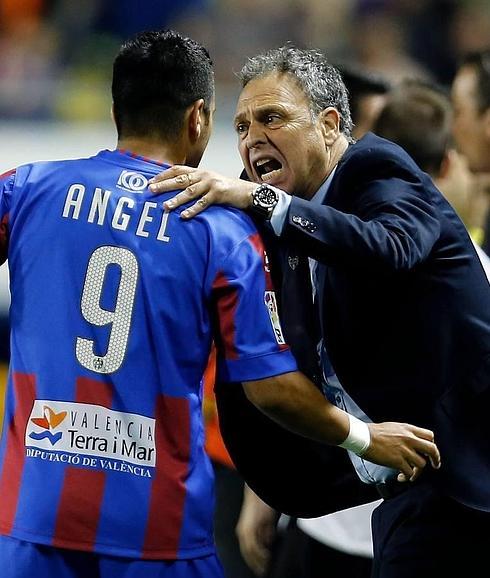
[211,230,297,382]
[0,169,15,263]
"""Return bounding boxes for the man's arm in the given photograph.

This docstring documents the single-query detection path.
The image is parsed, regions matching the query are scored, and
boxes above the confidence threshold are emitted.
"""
[242,370,440,482]
[208,214,440,480]
[235,484,279,576]
[149,162,440,272]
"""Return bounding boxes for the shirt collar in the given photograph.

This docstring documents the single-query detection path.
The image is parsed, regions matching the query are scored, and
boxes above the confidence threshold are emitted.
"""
[310,166,338,204]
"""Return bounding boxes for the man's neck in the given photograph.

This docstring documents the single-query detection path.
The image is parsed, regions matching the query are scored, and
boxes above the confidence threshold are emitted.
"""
[303,135,349,200]
[117,137,185,166]
[329,134,349,172]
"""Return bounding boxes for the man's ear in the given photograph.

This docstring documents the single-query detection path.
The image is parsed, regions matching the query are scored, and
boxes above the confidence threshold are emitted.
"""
[319,107,341,146]
[187,99,205,142]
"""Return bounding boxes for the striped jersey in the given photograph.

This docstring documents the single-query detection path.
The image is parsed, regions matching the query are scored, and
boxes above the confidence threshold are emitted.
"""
[0,149,296,559]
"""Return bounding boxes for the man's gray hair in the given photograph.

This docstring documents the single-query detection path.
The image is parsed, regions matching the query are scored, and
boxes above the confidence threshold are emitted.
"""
[239,45,354,141]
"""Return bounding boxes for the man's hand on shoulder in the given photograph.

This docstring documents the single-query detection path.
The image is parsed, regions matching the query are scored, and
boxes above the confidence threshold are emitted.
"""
[149,165,255,218]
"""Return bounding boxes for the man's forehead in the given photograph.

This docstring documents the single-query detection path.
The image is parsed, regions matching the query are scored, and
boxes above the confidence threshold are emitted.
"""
[235,73,308,113]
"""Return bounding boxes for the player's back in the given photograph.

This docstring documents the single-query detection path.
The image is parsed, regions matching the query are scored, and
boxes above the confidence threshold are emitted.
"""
[0,149,266,559]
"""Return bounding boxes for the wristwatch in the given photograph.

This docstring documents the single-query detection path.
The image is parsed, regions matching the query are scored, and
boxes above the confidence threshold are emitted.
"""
[250,184,279,220]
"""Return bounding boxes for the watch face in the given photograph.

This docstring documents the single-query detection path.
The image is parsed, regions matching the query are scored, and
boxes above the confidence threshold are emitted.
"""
[251,185,278,219]
[255,185,277,208]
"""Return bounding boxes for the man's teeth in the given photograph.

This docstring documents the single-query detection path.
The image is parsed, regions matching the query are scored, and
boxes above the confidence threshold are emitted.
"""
[255,158,282,181]
[261,168,282,182]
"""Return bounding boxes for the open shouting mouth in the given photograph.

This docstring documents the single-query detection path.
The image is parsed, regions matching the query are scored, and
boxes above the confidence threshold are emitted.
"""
[254,157,284,183]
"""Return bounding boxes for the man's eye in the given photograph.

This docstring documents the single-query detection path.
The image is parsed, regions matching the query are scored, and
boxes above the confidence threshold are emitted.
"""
[265,115,279,124]
[236,123,248,134]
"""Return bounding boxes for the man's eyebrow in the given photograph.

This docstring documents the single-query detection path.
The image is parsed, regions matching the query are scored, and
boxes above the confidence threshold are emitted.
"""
[255,104,286,115]
[234,112,247,124]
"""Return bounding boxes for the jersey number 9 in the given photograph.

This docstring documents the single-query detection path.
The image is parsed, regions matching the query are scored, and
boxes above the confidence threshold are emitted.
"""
[76,245,138,374]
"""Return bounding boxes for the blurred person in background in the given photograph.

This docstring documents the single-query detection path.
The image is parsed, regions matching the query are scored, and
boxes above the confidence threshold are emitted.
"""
[350,1,431,85]
[339,63,391,140]
[0,0,58,119]
[150,44,490,578]
[451,48,490,257]
[374,77,490,277]
[0,29,437,578]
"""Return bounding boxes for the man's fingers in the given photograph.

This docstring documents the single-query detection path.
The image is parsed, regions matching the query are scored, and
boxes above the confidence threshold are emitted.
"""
[413,438,441,470]
[149,166,198,194]
[397,458,424,483]
[409,465,425,482]
[161,181,208,211]
[407,426,441,470]
[409,425,435,441]
[405,450,427,470]
[429,449,441,470]
[179,196,211,219]
[398,462,415,482]
[149,165,195,182]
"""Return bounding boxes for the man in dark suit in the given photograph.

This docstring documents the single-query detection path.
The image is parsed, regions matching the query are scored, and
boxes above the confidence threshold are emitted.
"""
[149,46,490,577]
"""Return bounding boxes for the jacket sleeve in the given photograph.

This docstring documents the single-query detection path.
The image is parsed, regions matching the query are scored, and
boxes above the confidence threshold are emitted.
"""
[281,156,441,272]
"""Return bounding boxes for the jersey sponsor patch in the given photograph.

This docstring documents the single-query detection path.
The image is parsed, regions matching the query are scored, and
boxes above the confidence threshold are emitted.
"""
[117,170,148,192]
[26,400,156,474]
[264,291,286,345]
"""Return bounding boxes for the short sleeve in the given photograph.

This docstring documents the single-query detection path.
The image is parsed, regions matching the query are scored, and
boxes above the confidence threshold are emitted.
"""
[211,230,297,382]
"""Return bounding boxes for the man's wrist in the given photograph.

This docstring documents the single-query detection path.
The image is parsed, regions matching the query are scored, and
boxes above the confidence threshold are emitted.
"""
[339,414,371,456]
[249,184,280,220]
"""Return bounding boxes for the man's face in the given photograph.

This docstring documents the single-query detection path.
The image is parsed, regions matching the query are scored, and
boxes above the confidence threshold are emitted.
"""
[451,65,490,173]
[234,72,331,199]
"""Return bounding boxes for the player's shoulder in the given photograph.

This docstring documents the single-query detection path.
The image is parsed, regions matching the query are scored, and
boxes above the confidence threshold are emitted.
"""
[182,205,261,263]
[192,204,257,240]
[11,156,95,187]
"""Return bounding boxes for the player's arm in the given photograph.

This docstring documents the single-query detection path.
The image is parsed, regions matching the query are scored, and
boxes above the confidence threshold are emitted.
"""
[242,371,441,482]
[210,228,440,481]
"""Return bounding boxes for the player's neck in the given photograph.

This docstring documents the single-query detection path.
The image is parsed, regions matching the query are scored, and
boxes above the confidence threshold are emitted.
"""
[117,137,185,166]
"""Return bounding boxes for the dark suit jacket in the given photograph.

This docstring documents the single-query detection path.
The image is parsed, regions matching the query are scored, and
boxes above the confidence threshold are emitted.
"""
[279,132,490,511]
[216,220,378,518]
[216,132,490,516]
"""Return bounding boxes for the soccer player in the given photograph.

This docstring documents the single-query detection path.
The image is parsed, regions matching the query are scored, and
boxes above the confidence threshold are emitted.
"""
[0,31,439,578]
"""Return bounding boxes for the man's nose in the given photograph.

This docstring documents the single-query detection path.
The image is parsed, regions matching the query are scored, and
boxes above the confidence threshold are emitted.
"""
[246,122,267,149]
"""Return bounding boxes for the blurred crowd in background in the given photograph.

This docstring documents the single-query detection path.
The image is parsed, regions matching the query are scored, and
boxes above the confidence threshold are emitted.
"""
[1,0,489,121]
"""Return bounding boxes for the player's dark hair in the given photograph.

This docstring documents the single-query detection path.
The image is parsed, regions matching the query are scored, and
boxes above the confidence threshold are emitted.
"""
[374,80,452,177]
[112,30,214,140]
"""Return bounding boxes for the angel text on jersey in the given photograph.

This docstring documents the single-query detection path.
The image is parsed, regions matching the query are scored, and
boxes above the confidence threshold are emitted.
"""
[62,183,171,242]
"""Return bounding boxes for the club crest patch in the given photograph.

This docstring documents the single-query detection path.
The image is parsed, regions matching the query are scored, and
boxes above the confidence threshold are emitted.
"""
[288,255,299,270]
